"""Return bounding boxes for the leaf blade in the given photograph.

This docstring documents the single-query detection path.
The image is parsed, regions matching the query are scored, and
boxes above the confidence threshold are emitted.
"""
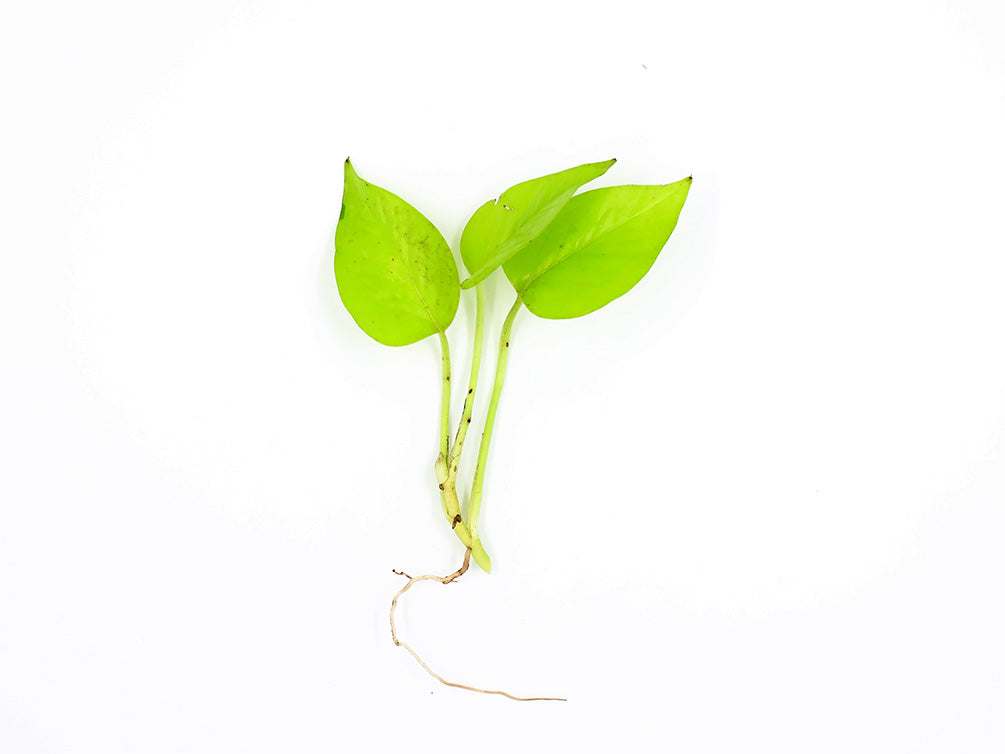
[503,177,692,319]
[334,160,460,346]
[459,158,616,288]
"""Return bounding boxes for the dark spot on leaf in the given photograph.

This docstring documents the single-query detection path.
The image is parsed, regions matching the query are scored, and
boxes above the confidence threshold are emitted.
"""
[452,514,462,528]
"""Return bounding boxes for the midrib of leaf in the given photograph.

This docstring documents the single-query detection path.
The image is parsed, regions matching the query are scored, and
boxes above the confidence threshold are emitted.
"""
[514,188,678,293]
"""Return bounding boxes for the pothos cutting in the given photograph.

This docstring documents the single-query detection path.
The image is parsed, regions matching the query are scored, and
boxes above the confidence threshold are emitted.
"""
[333,158,691,700]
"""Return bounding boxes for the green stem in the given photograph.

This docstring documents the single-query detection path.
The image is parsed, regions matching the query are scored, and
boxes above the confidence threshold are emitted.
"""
[467,294,522,572]
[436,332,470,545]
[449,284,485,474]
[437,331,451,459]
[435,295,485,551]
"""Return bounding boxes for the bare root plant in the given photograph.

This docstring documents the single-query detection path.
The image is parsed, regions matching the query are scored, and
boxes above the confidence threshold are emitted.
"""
[334,158,691,698]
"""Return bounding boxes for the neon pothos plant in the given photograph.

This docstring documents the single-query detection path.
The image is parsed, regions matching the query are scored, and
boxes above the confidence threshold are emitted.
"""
[334,158,690,699]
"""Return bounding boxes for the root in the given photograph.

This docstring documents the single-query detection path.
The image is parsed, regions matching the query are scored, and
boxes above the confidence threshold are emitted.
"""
[389,548,566,702]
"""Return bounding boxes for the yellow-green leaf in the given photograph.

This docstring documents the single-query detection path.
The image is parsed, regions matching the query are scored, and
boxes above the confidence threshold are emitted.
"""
[503,177,692,319]
[334,160,460,346]
[459,159,615,289]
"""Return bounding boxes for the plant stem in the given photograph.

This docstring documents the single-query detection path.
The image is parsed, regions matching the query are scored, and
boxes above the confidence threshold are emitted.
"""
[436,305,479,550]
[436,331,470,545]
[467,294,522,572]
[437,331,451,459]
[449,284,485,474]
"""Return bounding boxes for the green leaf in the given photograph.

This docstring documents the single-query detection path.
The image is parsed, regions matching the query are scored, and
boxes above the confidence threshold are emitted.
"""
[502,177,692,319]
[334,160,460,346]
[459,159,616,289]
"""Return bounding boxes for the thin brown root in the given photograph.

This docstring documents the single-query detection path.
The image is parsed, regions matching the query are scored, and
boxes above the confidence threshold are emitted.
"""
[389,548,566,702]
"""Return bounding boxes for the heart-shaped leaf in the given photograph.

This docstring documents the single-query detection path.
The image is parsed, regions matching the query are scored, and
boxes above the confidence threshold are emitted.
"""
[334,159,460,346]
[459,159,616,289]
[503,177,692,319]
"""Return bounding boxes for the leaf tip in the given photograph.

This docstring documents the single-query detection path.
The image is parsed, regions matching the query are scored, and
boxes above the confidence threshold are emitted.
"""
[661,175,693,189]
[594,157,617,175]
[460,277,475,289]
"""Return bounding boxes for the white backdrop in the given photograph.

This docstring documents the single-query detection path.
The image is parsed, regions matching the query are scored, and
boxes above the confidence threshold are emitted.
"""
[2,1,1004,751]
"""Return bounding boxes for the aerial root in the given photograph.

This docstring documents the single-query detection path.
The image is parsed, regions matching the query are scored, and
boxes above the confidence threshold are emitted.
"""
[389,548,566,702]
